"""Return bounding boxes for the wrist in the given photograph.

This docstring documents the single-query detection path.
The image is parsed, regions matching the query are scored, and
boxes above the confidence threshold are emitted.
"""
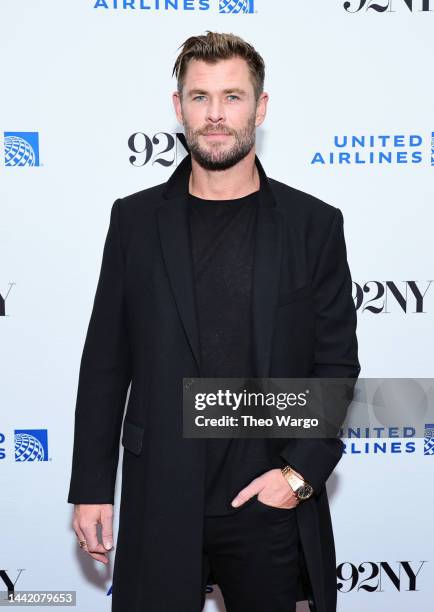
[286,466,303,480]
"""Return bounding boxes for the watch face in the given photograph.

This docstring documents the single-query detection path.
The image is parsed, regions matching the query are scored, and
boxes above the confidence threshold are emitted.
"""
[297,484,314,500]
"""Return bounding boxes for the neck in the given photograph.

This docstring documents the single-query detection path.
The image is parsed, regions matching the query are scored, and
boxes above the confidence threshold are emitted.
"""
[188,148,260,200]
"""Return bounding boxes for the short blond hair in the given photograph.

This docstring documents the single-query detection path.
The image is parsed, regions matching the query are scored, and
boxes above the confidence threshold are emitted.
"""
[172,31,265,101]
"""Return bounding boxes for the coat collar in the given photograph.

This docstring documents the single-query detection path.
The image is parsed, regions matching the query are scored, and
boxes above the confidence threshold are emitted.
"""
[162,152,277,208]
[157,153,282,378]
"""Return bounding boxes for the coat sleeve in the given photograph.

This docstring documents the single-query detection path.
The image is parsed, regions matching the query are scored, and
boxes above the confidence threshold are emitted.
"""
[278,207,361,493]
[67,198,132,504]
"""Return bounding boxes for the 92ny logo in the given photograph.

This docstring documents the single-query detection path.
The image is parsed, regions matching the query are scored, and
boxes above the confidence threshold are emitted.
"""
[354,281,432,313]
[128,132,188,167]
[337,561,426,592]
[344,0,432,11]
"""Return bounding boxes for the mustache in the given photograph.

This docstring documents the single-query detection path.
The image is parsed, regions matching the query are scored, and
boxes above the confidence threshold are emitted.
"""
[199,127,233,135]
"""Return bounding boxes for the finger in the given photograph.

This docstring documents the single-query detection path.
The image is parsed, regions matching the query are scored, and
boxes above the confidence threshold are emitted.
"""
[81,523,108,555]
[72,518,86,544]
[231,479,261,507]
[72,519,94,553]
[100,509,114,551]
[87,551,109,564]
[73,522,108,563]
[81,524,109,564]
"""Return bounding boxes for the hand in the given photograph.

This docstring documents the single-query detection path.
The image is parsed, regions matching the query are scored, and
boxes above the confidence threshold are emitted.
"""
[72,504,114,564]
[230,468,300,510]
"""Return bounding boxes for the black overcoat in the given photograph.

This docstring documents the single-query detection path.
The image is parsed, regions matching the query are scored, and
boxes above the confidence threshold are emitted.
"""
[67,152,361,612]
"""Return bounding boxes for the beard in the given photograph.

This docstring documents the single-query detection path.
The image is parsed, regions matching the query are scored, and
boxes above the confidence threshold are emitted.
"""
[183,112,256,171]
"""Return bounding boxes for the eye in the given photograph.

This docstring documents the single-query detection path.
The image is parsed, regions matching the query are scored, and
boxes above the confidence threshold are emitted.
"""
[227,95,240,101]
[193,95,206,101]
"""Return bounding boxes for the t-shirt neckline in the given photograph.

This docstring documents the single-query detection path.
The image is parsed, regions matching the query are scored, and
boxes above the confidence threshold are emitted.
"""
[188,188,261,206]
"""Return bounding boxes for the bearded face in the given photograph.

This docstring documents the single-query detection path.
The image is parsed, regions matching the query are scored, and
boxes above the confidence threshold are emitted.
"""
[183,109,257,171]
[173,57,265,172]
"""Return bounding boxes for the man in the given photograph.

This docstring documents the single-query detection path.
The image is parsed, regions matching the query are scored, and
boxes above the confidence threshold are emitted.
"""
[68,32,360,612]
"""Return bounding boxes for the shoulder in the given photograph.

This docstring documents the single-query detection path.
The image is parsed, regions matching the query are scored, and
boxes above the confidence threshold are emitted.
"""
[110,181,168,239]
[267,177,347,272]
[268,177,340,225]
[116,181,167,214]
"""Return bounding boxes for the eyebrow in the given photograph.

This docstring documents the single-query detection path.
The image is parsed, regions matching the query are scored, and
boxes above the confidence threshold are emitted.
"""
[186,87,248,97]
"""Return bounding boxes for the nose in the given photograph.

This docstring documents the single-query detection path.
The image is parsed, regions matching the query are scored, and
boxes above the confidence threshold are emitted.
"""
[206,97,225,124]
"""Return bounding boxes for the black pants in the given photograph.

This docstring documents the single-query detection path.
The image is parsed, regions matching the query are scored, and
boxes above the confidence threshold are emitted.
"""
[200,495,300,612]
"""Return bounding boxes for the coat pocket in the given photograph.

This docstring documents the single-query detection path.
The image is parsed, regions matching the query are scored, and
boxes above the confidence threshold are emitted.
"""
[277,283,312,307]
[121,419,145,455]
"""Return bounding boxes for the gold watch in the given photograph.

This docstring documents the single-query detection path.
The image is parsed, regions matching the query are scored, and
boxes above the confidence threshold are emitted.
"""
[281,465,314,501]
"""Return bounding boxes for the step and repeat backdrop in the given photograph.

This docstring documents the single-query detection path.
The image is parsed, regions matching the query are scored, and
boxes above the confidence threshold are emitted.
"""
[1,1,433,611]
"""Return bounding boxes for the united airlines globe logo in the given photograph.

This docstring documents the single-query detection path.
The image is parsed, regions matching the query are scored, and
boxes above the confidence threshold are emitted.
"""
[424,423,434,456]
[4,132,40,167]
[14,429,48,462]
[219,0,254,13]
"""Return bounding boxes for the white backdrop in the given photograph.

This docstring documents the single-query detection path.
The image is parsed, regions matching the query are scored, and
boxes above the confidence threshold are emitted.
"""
[1,1,433,610]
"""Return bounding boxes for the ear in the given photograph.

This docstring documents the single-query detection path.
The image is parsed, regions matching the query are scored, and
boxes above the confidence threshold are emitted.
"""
[255,92,269,128]
[172,91,184,125]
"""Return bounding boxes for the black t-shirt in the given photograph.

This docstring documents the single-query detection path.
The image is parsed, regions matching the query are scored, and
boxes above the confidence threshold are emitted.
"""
[188,186,279,516]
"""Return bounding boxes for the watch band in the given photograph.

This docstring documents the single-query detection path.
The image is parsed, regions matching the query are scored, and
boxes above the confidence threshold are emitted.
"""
[281,465,304,489]
[280,465,314,500]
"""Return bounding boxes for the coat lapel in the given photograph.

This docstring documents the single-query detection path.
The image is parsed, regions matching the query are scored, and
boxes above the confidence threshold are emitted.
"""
[157,195,202,373]
[252,194,283,378]
[157,153,283,378]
